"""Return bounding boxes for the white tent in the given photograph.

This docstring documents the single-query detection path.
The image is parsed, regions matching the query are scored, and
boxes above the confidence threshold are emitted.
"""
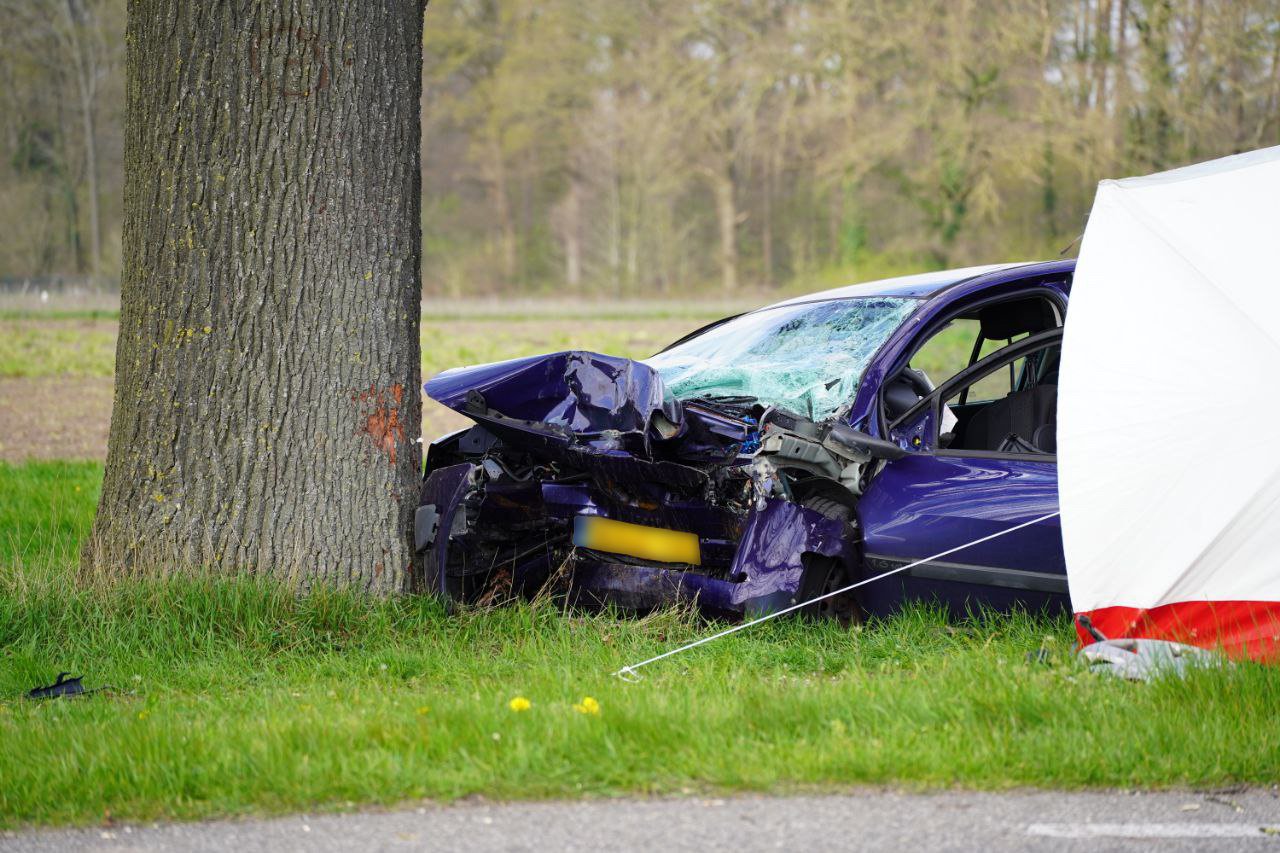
[1059,146,1280,662]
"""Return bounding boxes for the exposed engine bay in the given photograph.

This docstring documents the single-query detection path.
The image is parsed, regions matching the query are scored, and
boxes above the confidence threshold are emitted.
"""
[417,350,903,618]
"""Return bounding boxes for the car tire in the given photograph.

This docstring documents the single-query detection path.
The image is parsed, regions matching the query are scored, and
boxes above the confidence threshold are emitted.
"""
[796,495,860,624]
[801,494,853,522]
[796,555,858,624]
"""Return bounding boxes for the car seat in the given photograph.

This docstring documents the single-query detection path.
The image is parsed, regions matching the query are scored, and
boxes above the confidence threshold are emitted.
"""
[961,384,1057,453]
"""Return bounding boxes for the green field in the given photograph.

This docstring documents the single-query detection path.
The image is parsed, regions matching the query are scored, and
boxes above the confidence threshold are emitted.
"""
[2,308,1279,829]
[0,300,746,381]
[0,305,740,461]
[3,460,1280,828]
[0,301,977,384]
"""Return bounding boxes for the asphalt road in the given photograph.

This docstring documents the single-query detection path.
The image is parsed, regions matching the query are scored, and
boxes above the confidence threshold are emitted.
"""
[6,789,1280,852]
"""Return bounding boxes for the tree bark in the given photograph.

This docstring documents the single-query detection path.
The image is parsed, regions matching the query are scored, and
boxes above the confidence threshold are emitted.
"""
[710,163,737,292]
[562,170,582,289]
[86,0,425,592]
[485,134,517,284]
[761,157,774,288]
[62,0,102,282]
[1093,0,1113,111]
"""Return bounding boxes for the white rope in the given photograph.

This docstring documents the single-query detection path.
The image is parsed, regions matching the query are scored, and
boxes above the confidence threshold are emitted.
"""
[614,510,1061,681]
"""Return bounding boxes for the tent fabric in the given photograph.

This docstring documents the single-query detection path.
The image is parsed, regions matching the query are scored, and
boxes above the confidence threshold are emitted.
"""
[1059,145,1280,661]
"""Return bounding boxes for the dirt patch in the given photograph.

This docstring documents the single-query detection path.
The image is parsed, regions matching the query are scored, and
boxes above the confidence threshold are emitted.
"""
[0,376,115,461]
[0,375,476,462]
[0,313,716,461]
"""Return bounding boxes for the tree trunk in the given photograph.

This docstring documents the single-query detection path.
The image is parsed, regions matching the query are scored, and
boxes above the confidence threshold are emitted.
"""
[562,172,582,290]
[86,0,425,593]
[761,158,774,288]
[1093,0,1112,111]
[58,152,84,273]
[63,0,102,282]
[625,180,640,289]
[80,86,101,282]
[608,151,622,295]
[1135,0,1174,169]
[486,134,517,284]
[711,163,737,292]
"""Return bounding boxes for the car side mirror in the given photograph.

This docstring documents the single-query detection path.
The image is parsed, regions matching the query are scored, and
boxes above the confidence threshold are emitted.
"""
[823,422,907,461]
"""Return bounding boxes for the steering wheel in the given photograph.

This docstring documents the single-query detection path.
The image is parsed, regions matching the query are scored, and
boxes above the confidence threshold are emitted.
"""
[883,367,934,420]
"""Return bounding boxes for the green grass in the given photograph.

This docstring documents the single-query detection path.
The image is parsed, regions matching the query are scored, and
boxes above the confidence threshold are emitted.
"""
[0,313,717,379]
[0,322,119,378]
[420,318,697,380]
[0,298,1021,384]
[0,312,998,383]
[0,461,102,565]
[0,309,121,322]
[2,461,1280,828]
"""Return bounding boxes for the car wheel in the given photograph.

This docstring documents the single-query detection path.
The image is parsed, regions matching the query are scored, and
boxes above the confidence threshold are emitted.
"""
[796,495,860,624]
[796,555,858,624]
[801,494,853,523]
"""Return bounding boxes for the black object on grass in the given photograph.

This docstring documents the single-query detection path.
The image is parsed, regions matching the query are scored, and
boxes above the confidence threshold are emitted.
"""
[27,672,93,700]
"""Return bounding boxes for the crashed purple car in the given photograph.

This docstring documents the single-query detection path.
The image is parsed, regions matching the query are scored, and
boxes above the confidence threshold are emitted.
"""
[418,260,1072,621]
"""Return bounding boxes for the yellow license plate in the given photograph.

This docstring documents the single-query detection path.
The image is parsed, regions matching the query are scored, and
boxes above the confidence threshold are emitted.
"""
[572,515,701,566]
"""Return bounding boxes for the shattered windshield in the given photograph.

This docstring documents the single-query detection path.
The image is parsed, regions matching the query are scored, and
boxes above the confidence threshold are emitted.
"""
[645,297,919,420]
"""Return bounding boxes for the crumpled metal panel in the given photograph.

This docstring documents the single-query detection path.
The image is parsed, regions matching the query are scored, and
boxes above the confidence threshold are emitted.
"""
[727,498,852,614]
[426,350,682,444]
[424,350,760,476]
[564,500,852,615]
[422,354,858,617]
[570,561,737,612]
[417,462,481,596]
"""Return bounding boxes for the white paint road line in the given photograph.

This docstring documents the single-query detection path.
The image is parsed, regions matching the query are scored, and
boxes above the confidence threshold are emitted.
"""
[1028,823,1280,839]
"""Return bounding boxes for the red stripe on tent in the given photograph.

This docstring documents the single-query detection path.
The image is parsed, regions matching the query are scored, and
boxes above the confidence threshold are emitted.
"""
[1076,601,1280,662]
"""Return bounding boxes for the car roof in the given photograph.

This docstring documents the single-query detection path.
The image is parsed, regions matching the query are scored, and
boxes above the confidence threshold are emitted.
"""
[761,262,1036,307]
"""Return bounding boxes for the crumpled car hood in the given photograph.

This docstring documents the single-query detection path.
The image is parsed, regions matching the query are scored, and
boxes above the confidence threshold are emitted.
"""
[426,350,683,446]
[426,350,753,467]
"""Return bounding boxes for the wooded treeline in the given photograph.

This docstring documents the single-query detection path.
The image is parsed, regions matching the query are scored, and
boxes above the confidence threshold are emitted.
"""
[1,0,123,283]
[3,0,1279,294]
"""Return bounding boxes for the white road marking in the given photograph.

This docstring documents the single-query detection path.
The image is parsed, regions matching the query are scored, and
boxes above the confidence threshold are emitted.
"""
[1028,823,1280,839]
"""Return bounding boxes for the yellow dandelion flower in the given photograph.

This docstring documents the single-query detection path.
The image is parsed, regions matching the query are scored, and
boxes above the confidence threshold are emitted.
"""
[572,696,601,716]
[508,696,531,712]
[416,706,431,716]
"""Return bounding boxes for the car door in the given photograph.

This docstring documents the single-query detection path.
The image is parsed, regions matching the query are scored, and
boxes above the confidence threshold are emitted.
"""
[855,331,1068,618]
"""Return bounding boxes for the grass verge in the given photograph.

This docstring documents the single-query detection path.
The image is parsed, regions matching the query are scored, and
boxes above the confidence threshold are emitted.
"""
[2,462,1279,829]
[0,313,717,380]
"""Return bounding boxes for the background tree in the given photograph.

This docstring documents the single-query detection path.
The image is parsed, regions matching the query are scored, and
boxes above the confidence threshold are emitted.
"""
[0,0,122,281]
[4,0,1280,294]
[84,0,425,590]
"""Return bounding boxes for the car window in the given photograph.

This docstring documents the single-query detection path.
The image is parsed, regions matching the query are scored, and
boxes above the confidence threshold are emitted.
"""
[964,355,1030,403]
[940,342,1060,455]
[909,319,1017,388]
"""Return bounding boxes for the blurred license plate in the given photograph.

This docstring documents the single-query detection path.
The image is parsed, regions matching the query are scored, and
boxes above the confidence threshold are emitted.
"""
[572,515,701,566]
